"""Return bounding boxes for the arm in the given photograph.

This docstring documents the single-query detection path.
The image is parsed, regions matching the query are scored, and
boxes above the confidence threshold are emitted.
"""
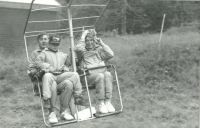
[36,52,55,73]
[96,38,114,60]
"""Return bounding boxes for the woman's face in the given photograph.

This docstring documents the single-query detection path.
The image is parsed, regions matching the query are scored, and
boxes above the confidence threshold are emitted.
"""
[85,36,95,50]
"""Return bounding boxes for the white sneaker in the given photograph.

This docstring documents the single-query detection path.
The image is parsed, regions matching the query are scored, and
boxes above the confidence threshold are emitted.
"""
[98,100,108,114]
[49,112,58,124]
[61,110,74,121]
[105,99,115,113]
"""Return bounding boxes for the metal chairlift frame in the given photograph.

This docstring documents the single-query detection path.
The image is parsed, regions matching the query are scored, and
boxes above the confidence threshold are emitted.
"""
[23,0,123,127]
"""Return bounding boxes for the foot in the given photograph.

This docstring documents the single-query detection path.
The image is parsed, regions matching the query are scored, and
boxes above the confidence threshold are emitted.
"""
[49,112,58,124]
[105,99,115,113]
[98,100,108,114]
[61,110,74,121]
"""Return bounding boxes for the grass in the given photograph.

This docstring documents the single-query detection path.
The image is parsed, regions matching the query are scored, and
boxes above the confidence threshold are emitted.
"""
[0,28,199,128]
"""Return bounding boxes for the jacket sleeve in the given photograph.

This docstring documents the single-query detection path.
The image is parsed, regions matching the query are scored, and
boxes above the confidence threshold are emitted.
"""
[98,44,114,61]
[28,51,38,74]
[65,53,72,67]
[36,52,51,69]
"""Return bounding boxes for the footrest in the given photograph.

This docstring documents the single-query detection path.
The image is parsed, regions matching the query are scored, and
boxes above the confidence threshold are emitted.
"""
[93,111,121,118]
[51,119,77,127]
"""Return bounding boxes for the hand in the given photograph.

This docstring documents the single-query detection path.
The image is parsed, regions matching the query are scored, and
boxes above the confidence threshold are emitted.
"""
[94,38,105,46]
[49,66,56,73]
[81,30,89,39]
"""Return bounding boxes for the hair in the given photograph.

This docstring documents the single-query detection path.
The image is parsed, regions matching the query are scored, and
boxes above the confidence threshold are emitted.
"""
[37,32,49,42]
[49,35,61,43]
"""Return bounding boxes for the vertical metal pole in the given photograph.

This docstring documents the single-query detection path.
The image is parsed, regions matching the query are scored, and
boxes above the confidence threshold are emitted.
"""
[67,5,76,72]
[158,14,166,50]
[24,36,30,62]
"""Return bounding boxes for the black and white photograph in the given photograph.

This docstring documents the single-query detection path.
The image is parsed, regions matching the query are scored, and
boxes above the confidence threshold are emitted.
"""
[0,0,199,128]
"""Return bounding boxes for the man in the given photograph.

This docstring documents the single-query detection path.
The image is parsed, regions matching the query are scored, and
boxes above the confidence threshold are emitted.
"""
[37,35,83,123]
[27,32,58,120]
[27,32,51,95]
[75,29,115,114]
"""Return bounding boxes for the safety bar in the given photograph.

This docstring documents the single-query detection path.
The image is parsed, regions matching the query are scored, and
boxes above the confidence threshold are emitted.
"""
[28,16,99,23]
[25,25,94,34]
[83,64,113,71]
[31,4,106,12]
[94,111,122,118]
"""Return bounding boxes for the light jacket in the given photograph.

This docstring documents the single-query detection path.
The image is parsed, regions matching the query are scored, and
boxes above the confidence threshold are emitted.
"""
[75,38,114,73]
[36,48,71,72]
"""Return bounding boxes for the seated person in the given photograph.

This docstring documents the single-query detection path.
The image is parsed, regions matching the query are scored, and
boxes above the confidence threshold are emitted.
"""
[27,32,50,95]
[75,29,115,114]
[37,35,83,123]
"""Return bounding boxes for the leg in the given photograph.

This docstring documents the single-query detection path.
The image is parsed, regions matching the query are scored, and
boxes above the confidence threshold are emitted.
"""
[87,73,105,100]
[49,81,57,112]
[87,73,108,113]
[57,80,74,120]
[104,71,113,99]
[57,72,82,97]
[104,71,115,112]
[42,73,56,99]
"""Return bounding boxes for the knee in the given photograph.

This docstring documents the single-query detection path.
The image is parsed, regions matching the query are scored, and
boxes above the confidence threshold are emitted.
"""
[71,72,79,77]
[105,72,112,77]
[63,80,73,90]
[43,73,53,79]
[96,73,104,81]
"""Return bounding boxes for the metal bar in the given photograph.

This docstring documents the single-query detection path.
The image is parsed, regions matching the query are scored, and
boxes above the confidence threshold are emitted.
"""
[36,76,51,127]
[31,4,106,12]
[25,25,94,34]
[94,0,111,28]
[94,111,121,118]
[83,71,94,118]
[84,64,112,71]
[28,16,99,23]
[112,65,123,111]
[23,0,35,34]
[25,30,84,38]
[24,35,30,62]
[71,4,106,7]
[31,5,67,12]
[67,5,76,72]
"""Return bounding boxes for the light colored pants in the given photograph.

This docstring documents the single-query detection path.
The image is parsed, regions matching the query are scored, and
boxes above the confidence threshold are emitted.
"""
[42,72,82,111]
[86,71,113,100]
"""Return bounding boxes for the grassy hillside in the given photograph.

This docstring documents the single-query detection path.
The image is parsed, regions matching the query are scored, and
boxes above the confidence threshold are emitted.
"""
[0,29,199,128]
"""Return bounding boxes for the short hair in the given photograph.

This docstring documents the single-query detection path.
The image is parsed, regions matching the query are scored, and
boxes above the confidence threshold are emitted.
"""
[37,32,49,42]
[49,35,61,43]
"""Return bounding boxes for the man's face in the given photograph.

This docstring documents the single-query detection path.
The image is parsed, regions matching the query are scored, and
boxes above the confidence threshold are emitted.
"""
[85,36,95,50]
[38,35,49,49]
[48,40,59,52]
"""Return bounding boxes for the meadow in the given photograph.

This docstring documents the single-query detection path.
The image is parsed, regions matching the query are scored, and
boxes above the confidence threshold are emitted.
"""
[0,27,199,128]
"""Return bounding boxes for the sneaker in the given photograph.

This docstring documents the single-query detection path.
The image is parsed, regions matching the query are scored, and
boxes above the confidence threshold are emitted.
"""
[105,99,115,113]
[98,100,108,114]
[61,110,74,121]
[43,99,50,109]
[49,112,58,124]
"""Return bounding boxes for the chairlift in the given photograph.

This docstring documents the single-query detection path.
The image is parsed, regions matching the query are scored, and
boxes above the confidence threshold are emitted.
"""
[23,0,123,127]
